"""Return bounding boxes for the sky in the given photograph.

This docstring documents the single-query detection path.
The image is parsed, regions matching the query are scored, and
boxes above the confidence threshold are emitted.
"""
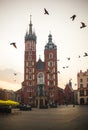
[0,0,88,91]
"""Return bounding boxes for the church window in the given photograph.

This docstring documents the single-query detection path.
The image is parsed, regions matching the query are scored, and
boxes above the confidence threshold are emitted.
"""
[53,75,55,79]
[54,81,55,86]
[47,74,49,79]
[26,68,28,73]
[29,81,32,86]
[29,61,32,66]
[26,62,28,67]
[33,75,34,79]
[53,62,55,66]
[50,81,53,86]
[33,68,34,73]
[47,81,49,86]
[29,69,32,73]
[32,61,34,65]
[49,53,53,59]
[37,73,44,84]
[48,61,53,67]
[26,81,28,86]
[29,75,32,80]
[29,51,32,55]
[32,81,34,86]
[50,75,53,80]
[53,68,55,72]
[26,75,28,80]
[28,56,32,61]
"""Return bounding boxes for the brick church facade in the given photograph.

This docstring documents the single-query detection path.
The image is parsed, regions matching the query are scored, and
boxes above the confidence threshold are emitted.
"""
[16,17,60,107]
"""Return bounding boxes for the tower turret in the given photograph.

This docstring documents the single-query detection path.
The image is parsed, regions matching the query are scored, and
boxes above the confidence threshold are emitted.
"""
[45,34,57,50]
[25,15,37,42]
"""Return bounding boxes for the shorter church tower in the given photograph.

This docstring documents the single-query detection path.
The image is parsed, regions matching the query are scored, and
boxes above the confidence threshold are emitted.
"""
[44,34,58,104]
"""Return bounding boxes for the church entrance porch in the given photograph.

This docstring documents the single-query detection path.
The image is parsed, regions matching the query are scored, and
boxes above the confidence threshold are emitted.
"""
[36,96,48,108]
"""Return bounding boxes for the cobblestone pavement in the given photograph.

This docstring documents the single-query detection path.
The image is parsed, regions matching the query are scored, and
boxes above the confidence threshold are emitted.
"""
[0,105,88,130]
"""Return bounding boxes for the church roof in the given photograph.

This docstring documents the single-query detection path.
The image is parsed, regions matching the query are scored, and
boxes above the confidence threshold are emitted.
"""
[36,59,45,70]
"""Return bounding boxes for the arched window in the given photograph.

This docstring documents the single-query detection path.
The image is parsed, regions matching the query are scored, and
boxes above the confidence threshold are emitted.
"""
[49,53,53,59]
[37,72,44,84]
[48,61,53,67]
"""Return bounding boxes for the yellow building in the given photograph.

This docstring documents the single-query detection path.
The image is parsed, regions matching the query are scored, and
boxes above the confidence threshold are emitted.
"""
[77,70,88,104]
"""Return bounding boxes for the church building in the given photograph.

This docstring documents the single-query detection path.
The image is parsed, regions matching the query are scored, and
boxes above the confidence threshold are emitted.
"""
[18,16,59,107]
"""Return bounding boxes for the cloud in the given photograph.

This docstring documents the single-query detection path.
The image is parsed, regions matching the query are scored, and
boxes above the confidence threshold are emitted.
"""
[0,80,21,91]
[0,68,23,90]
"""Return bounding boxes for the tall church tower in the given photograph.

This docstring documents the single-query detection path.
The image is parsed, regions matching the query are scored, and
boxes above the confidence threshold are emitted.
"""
[44,34,58,104]
[22,16,37,105]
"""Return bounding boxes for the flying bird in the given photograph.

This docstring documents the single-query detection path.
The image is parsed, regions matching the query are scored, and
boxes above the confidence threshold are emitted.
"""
[66,66,69,68]
[14,73,17,76]
[70,14,76,21]
[80,22,87,29]
[44,8,49,15]
[83,52,88,57]
[63,67,65,69]
[10,42,17,48]
[57,71,60,74]
[78,55,81,58]
[67,57,70,60]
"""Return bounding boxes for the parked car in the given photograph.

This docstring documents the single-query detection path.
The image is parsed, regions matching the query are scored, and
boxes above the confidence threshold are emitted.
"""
[49,103,57,108]
[18,105,32,111]
[39,105,48,109]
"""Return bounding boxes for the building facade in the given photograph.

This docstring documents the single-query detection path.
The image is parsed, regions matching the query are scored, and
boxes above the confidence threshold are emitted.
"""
[77,70,88,105]
[21,17,58,107]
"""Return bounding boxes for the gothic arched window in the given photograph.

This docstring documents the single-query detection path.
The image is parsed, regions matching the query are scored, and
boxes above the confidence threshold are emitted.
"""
[49,53,53,59]
[37,72,44,84]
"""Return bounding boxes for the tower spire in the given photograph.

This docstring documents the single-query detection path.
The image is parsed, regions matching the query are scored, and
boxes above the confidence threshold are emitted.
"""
[29,15,32,35]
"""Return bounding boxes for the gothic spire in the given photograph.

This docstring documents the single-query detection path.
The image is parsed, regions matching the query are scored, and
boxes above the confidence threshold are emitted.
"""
[29,15,32,35]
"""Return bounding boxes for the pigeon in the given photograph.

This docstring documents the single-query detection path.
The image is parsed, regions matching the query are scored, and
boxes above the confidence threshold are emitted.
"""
[44,8,49,15]
[67,57,70,60]
[14,73,17,76]
[57,71,60,74]
[78,55,81,58]
[83,52,88,57]
[63,67,65,69]
[80,22,87,29]
[70,14,76,21]
[10,42,17,48]
[66,66,69,68]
